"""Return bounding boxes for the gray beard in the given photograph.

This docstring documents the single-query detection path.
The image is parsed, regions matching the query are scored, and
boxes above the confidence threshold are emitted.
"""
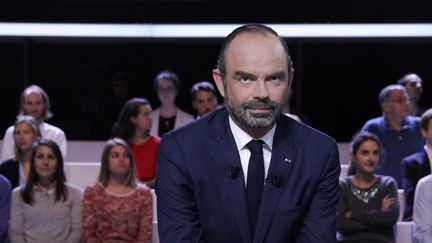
[224,96,283,129]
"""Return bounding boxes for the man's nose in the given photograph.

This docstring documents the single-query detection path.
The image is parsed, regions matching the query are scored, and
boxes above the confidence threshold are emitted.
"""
[254,80,269,99]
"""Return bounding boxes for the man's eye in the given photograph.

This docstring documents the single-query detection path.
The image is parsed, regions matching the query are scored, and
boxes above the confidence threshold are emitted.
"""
[239,76,250,83]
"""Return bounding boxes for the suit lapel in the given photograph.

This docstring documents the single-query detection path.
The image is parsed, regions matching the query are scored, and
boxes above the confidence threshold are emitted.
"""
[254,117,296,242]
[209,110,252,243]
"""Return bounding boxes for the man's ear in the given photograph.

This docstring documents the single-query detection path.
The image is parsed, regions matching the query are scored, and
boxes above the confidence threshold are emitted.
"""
[212,69,226,98]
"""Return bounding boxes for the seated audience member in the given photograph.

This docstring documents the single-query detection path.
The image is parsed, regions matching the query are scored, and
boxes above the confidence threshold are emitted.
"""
[82,138,153,243]
[0,175,11,243]
[113,98,160,188]
[397,72,425,116]
[9,138,82,243]
[190,81,219,119]
[0,116,41,189]
[150,70,194,136]
[337,131,399,243]
[361,84,424,187]
[401,107,432,221]
[413,174,432,243]
[1,85,67,161]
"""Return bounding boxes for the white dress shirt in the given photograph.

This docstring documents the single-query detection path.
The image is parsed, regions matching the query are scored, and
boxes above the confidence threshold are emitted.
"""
[229,116,275,186]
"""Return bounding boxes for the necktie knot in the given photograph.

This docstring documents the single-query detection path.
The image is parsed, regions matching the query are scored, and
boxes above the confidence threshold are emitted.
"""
[246,140,264,155]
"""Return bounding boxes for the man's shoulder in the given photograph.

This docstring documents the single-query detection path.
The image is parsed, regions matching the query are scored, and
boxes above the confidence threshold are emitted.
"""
[41,122,65,134]
[3,124,14,137]
[401,150,425,165]
[281,115,336,145]
[405,115,421,126]
[418,174,432,188]
[362,117,383,127]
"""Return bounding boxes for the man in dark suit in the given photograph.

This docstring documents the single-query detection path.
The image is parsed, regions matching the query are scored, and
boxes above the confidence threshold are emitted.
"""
[402,108,432,221]
[156,24,341,243]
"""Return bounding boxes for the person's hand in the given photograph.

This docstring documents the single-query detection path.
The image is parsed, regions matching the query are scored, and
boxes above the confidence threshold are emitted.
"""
[381,195,394,210]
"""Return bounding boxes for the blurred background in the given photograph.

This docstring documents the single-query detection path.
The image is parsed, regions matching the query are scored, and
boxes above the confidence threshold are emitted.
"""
[0,0,431,142]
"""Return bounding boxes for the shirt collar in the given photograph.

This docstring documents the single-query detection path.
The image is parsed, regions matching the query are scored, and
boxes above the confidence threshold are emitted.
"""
[229,115,275,152]
[424,145,432,161]
[33,182,56,193]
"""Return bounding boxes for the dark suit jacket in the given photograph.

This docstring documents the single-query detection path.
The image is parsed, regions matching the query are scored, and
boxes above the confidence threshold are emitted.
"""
[156,108,341,243]
[401,149,431,221]
[0,159,19,190]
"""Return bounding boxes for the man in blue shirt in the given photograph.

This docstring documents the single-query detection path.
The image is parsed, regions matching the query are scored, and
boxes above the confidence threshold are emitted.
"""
[361,84,424,187]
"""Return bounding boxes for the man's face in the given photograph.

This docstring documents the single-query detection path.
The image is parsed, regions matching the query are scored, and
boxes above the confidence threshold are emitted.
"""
[403,74,423,102]
[214,32,291,131]
[421,119,432,147]
[23,92,45,120]
[192,90,218,117]
[383,89,410,119]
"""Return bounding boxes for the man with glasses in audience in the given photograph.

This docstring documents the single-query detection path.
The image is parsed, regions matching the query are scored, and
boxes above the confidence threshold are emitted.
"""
[361,84,424,188]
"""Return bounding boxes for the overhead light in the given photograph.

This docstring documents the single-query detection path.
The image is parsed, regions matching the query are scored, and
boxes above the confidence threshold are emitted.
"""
[0,23,431,38]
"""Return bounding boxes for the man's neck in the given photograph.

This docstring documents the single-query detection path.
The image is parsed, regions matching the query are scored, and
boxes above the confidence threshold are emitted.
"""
[384,115,404,132]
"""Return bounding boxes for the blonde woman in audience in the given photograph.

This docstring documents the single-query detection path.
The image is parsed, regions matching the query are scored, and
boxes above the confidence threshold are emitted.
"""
[337,131,399,243]
[9,138,82,243]
[82,138,153,242]
[0,116,41,189]
[1,85,67,161]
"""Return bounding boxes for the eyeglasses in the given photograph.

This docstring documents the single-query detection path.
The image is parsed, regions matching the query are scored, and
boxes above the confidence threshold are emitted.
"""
[406,82,422,88]
[386,97,410,104]
[158,87,176,93]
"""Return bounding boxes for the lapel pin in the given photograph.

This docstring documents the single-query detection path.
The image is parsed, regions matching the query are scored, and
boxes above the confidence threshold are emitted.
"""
[284,158,292,163]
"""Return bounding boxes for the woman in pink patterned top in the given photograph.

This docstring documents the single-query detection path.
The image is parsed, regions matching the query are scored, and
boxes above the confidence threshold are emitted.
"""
[82,138,153,243]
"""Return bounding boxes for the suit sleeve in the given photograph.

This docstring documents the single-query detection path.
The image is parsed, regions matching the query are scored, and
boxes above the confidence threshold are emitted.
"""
[296,141,340,243]
[155,134,205,243]
[401,158,416,221]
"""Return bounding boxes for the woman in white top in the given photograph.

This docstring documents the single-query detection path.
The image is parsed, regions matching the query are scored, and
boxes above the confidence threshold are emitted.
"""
[150,70,194,136]
[0,116,41,189]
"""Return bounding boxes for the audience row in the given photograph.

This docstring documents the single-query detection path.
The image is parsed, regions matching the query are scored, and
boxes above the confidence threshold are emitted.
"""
[0,69,430,242]
[1,138,153,242]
